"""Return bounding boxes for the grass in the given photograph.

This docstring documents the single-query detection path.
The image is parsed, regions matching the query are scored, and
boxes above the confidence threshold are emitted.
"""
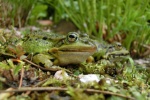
[0,0,36,27]
[53,0,150,51]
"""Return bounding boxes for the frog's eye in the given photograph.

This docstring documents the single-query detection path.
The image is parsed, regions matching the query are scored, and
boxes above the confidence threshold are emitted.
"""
[116,42,122,47]
[67,32,78,42]
[115,42,122,50]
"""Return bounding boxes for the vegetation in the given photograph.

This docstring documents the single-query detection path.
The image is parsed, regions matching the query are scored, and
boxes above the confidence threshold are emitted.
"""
[0,0,37,27]
[0,0,149,100]
[53,0,150,55]
[1,0,150,54]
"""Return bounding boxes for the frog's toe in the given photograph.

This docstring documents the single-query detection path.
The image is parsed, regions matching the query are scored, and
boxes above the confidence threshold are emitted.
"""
[33,54,53,68]
[86,56,94,63]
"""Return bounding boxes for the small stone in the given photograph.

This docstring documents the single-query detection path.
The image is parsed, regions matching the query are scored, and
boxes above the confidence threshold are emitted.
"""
[79,74,100,83]
[54,70,69,80]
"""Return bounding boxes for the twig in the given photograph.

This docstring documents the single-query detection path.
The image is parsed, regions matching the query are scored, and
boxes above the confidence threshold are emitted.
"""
[84,88,135,100]
[24,78,50,95]
[23,59,72,73]
[139,43,150,49]
[0,87,135,100]
[18,67,24,88]
[34,78,50,87]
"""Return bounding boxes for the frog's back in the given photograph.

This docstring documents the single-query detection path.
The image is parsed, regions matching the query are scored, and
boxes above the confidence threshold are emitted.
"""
[22,38,53,54]
[25,31,65,41]
[22,31,65,54]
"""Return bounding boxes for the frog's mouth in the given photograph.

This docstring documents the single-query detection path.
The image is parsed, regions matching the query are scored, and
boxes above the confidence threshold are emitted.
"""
[58,45,97,52]
[106,50,129,57]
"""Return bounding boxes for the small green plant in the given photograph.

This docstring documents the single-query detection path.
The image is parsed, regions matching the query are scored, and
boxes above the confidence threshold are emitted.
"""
[0,59,24,75]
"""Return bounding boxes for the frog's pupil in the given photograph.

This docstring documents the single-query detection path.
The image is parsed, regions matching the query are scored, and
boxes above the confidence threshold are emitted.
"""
[69,34,76,39]
[118,44,121,47]
[68,34,77,42]
[43,37,47,40]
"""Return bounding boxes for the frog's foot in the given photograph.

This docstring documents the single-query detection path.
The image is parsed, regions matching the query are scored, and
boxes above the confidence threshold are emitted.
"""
[86,56,95,63]
[33,54,53,68]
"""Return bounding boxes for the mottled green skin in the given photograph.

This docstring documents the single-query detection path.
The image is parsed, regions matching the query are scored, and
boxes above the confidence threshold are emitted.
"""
[24,31,65,41]
[22,32,65,54]
[23,38,53,54]
[22,32,97,67]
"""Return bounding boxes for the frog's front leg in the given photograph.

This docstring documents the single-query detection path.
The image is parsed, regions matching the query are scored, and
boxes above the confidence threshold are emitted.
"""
[32,54,53,68]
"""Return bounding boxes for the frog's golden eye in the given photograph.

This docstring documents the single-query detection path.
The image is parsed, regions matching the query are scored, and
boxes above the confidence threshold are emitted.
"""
[67,32,78,42]
[116,42,122,47]
[115,42,122,50]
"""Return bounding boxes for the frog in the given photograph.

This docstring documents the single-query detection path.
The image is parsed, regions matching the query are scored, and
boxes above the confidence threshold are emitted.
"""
[93,42,130,76]
[49,32,97,65]
[22,32,97,67]
[93,41,130,63]
[22,30,130,68]
[104,42,130,63]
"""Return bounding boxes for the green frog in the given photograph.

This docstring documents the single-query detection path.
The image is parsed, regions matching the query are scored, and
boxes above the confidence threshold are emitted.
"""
[98,42,131,75]
[104,42,130,62]
[93,41,130,63]
[22,31,130,68]
[22,32,97,67]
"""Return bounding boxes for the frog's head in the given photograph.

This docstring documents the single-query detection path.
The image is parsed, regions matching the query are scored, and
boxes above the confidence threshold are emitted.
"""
[105,42,130,62]
[50,32,97,65]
